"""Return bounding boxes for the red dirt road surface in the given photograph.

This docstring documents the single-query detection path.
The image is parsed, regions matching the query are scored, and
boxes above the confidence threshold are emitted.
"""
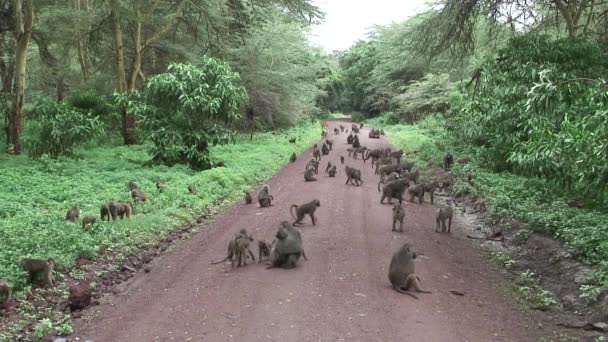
[73,120,552,341]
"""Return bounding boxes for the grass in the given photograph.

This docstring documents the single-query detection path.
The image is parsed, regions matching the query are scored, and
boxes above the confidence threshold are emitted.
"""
[329,112,347,119]
[0,122,320,289]
[366,112,608,295]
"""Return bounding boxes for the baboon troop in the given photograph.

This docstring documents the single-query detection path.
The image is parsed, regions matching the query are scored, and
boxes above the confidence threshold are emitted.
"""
[290,199,320,226]
[21,258,55,287]
[388,244,431,299]
[258,185,273,208]
[0,279,11,305]
[66,206,80,221]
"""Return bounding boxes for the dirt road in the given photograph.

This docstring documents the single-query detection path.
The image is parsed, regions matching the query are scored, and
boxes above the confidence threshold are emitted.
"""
[73,120,551,341]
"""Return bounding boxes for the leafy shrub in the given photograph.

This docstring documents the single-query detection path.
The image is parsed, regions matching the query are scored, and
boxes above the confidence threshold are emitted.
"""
[67,91,114,117]
[391,73,454,121]
[24,98,105,159]
[143,58,247,170]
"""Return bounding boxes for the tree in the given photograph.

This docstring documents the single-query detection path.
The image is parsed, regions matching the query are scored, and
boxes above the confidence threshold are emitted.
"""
[143,58,247,169]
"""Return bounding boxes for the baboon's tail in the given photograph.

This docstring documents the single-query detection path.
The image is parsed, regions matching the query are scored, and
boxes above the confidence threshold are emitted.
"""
[290,205,298,220]
[393,286,419,299]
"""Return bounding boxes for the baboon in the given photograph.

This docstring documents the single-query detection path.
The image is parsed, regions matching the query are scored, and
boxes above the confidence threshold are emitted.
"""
[21,258,55,287]
[313,148,321,161]
[340,125,344,132]
[388,243,431,299]
[360,122,364,128]
[347,148,354,157]
[457,157,471,165]
[306,159,320,174]
[100,202,113,221]
[81,216,96,230]
[401,170,419,184]
[131,189,147,202]
[364,148,383,164]
[313,144,318,151]
[352,147,367,159]
[421,180,438,204]
[127,181,139,191]
[345,128,349,133]
[116,202,133,219]
[440,177,453,191]
[392,204,405,232]
[408,184,425,204]
[288,137,296,143]
[347,134,354,145]
[352,136,361,149]
[258,240,272,263]
[290,152,297,163]
[188,184,197,194]
[156,181,166,192]
[401,161,415,173]
[321,143,330,155]
[325,162,334,174]
[290,199,320,226]
[0,279,10,305]
[380,129,385,135]
[268,221,307,269]
[474,198,487,213]
[328,165,337,177]
[443,152,454,170]
[321,129,328,138]
[325,139,333,150]
[211,230,255,267]
[215,161,225,168]
[334,128,339,135]
[244,191,253,204]
[304,168,317,182]
[368,128,380,139]
[258,185,273,208]
[345,166,363,186]
[380,179,409,204]
[379,164,403,177]
[378,172,400,192]
[375,158,393,175]
[340,156,345,164]
[390,150,404,163]
[66,206,80,221]
[435,205,453,233]
[467,173,476,182]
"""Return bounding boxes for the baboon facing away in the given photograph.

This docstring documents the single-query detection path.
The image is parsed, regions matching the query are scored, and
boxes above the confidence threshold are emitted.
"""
[258,185,273,208]
[21,258,55,287]
[131,189,147,202]
[66,206,80,221]
[290,199,320,226]
[388,243,431,299]
[435,205,453,233]
[380,179,409,204]
[408,184,425,204]
[304,168,317,182]
[392,204,405,232]
[345,166,363,186]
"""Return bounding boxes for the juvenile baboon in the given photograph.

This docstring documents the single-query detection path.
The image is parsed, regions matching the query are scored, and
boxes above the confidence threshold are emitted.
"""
[100,202,113,221]
[352,147,367,159]
[328,165,337,177]
[65,206,80,221]
[408,184,425,204]
[244,191,253,204]
[313,148,321,161]
[258,185,273,208]
[345,166,363,186]
[352,136,361,149]
[435,205,453,233]
[81,216,96,230]
[380,179,409,204]
[421,180,438,204]
[116,202,133,219]
[0,279,11,305]
[388,243,431,299]
[211,230,255,267]
[392,204,405,232]
[131,189,147,202]
[347,134,354,145]
[306,159,320,174]
[325,139,333,150]
[290,199,320,226]
[340,156,345,164]
[378,172,400,192]
[188,184,197,194]
[127,181,139,191]
[258,240,272,263]
[321,143,329,155]
[288,137,296,143]
[290,152,297,163]
[390,149,404,163]
[156,181,167,192]
[443,152,454,170]
[268,221,307,269]
[325,162,334,174]
[21,258,55,287]
[304,168,317,182]
[334,128,339,135]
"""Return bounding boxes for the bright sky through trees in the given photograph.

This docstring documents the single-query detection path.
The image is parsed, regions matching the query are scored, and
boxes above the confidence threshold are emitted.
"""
[310,0,428,52]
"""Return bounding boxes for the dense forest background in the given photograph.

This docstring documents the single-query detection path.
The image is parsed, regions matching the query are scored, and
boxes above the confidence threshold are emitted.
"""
[1,0,608,338]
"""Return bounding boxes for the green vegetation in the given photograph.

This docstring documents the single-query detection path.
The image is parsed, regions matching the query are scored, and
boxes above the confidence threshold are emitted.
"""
[329,113,347,119]
[0,123,319,289]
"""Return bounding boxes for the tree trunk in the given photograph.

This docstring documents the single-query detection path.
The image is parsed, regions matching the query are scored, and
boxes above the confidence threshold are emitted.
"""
[75,0,92,82]
[110,0,137,145]
[8,0,34,155]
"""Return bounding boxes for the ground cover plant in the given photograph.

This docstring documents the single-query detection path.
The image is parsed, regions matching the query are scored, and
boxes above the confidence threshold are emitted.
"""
[0,123,319,289]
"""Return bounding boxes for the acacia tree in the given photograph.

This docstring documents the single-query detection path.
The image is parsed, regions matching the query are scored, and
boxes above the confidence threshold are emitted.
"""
[6,0,33,154]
